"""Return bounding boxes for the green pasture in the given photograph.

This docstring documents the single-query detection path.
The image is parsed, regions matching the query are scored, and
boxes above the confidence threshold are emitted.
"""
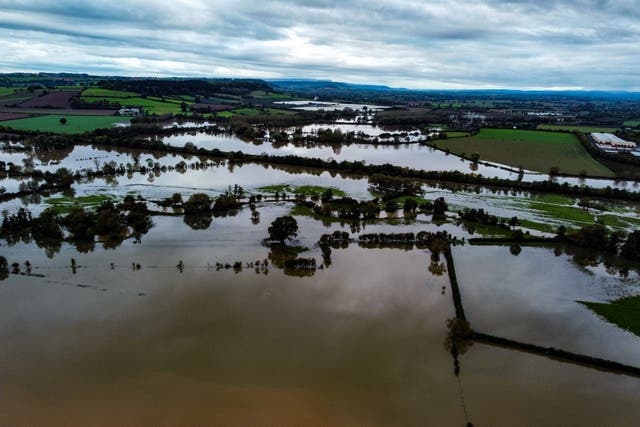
[0,114,131,134]
[432,128,614,177]
[537,125,618,133]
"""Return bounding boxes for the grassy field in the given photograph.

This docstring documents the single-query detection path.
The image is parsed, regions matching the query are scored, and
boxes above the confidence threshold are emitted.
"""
[432,128,614,176]
[81,96,185,114]
[257,184,346,197]
[624,120,640,127]
[0,87,21,97]
[81,88,140,98]
[444,131,470,138]
[0,114,131,134]
[581,296,640,337]
[537,125,618,133]
[44,194,115,213]
[249,90,293,99]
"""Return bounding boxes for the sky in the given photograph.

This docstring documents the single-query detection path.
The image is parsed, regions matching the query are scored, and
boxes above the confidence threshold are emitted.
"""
[0,0,638,90]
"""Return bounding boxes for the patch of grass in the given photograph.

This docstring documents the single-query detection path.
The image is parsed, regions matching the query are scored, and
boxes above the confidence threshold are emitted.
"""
[216,111,234,118]
[0,87,19,97]
[293,185,346,197]
[431,128,614,177]
[284,245,309,255]
[258,184,345,198]
[0,114,131,134]
[461,222,515,237]
[534,193,575,205]
[597,214,640,229]
[518,219,559,234]
[147,96,189,105]
[290,205,314,217]
[230,108,263,116]
[45,194,115,213]
[445,132,470,138]
[527,200,595,224]
[580,296,640,337]
[623,120,640,127]
[258,184,291,193]
[537,125,618,133]
[388,195,429,205]
[249,91,293,99]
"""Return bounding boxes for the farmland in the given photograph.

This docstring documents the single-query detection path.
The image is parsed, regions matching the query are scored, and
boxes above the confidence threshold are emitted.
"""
[81,88,140,98]
[0,87,20,97]
[19,90,81,108]
[0,90,43,106]
[79,94,188,115]
[537,124,618,133]
[431,128,614,176]
[0,114,131,133]
[0,112,30,121]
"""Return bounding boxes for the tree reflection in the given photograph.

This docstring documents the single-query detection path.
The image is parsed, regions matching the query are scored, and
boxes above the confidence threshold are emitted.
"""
[184,213,213,230]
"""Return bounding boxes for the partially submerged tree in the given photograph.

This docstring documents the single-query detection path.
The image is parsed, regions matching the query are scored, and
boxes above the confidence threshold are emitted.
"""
[268,215,298,243]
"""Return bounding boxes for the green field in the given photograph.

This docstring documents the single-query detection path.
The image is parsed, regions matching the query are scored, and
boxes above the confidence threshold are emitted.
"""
[581,296,640,337]
[249,90,293,99]
[0,87,20,97]
[537,125,618,133]
[81,96,186,114]
[444,131,470,138]
[432,128,614,177]
[0,114,131,134]
[623,120,640,127]
[44,194,115,213]
[81,88,140,98]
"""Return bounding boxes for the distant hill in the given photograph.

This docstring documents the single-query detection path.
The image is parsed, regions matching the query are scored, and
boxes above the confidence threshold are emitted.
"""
[269,79,402,92]
[98,78,273,97]
[269,79,640,101]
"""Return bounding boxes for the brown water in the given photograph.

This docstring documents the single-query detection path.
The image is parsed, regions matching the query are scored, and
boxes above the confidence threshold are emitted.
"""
[1,212,639,425]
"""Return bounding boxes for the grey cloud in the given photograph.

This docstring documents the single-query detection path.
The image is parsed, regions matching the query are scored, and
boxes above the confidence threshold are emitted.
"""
[0,0,638,90]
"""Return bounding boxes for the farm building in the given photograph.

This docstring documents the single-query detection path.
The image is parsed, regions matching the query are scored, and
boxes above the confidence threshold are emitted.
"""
[591,132,637,151]
[118,107,140,116]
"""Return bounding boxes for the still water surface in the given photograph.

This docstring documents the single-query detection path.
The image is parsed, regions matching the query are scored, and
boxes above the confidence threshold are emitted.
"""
[0,212,639,425]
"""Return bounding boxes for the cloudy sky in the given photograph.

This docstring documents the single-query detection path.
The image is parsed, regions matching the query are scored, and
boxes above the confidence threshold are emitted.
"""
[0,0,638,90]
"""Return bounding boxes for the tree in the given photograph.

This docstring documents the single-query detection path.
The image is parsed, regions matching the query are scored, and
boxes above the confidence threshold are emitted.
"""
[433,197,448,216]
[0,256,8,280]
[59,117,67,126]
[183,193,211,214]
[268,215,298,243]
[403,198,418,214]
[621,231,640,261]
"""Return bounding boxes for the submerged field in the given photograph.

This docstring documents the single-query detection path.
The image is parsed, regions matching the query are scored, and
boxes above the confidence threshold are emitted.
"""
[432,128,614,177]
[0,123,639,425]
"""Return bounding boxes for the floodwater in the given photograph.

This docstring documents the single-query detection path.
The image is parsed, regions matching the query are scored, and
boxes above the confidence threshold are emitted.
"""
[161,131,520,177]
[159,130,640,189]
[3,145,640,235]
[1,211,639,425]
[273,100,388,111]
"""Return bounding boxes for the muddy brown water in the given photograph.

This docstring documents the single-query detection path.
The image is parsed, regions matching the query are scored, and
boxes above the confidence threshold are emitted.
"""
[0,211,639,426]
